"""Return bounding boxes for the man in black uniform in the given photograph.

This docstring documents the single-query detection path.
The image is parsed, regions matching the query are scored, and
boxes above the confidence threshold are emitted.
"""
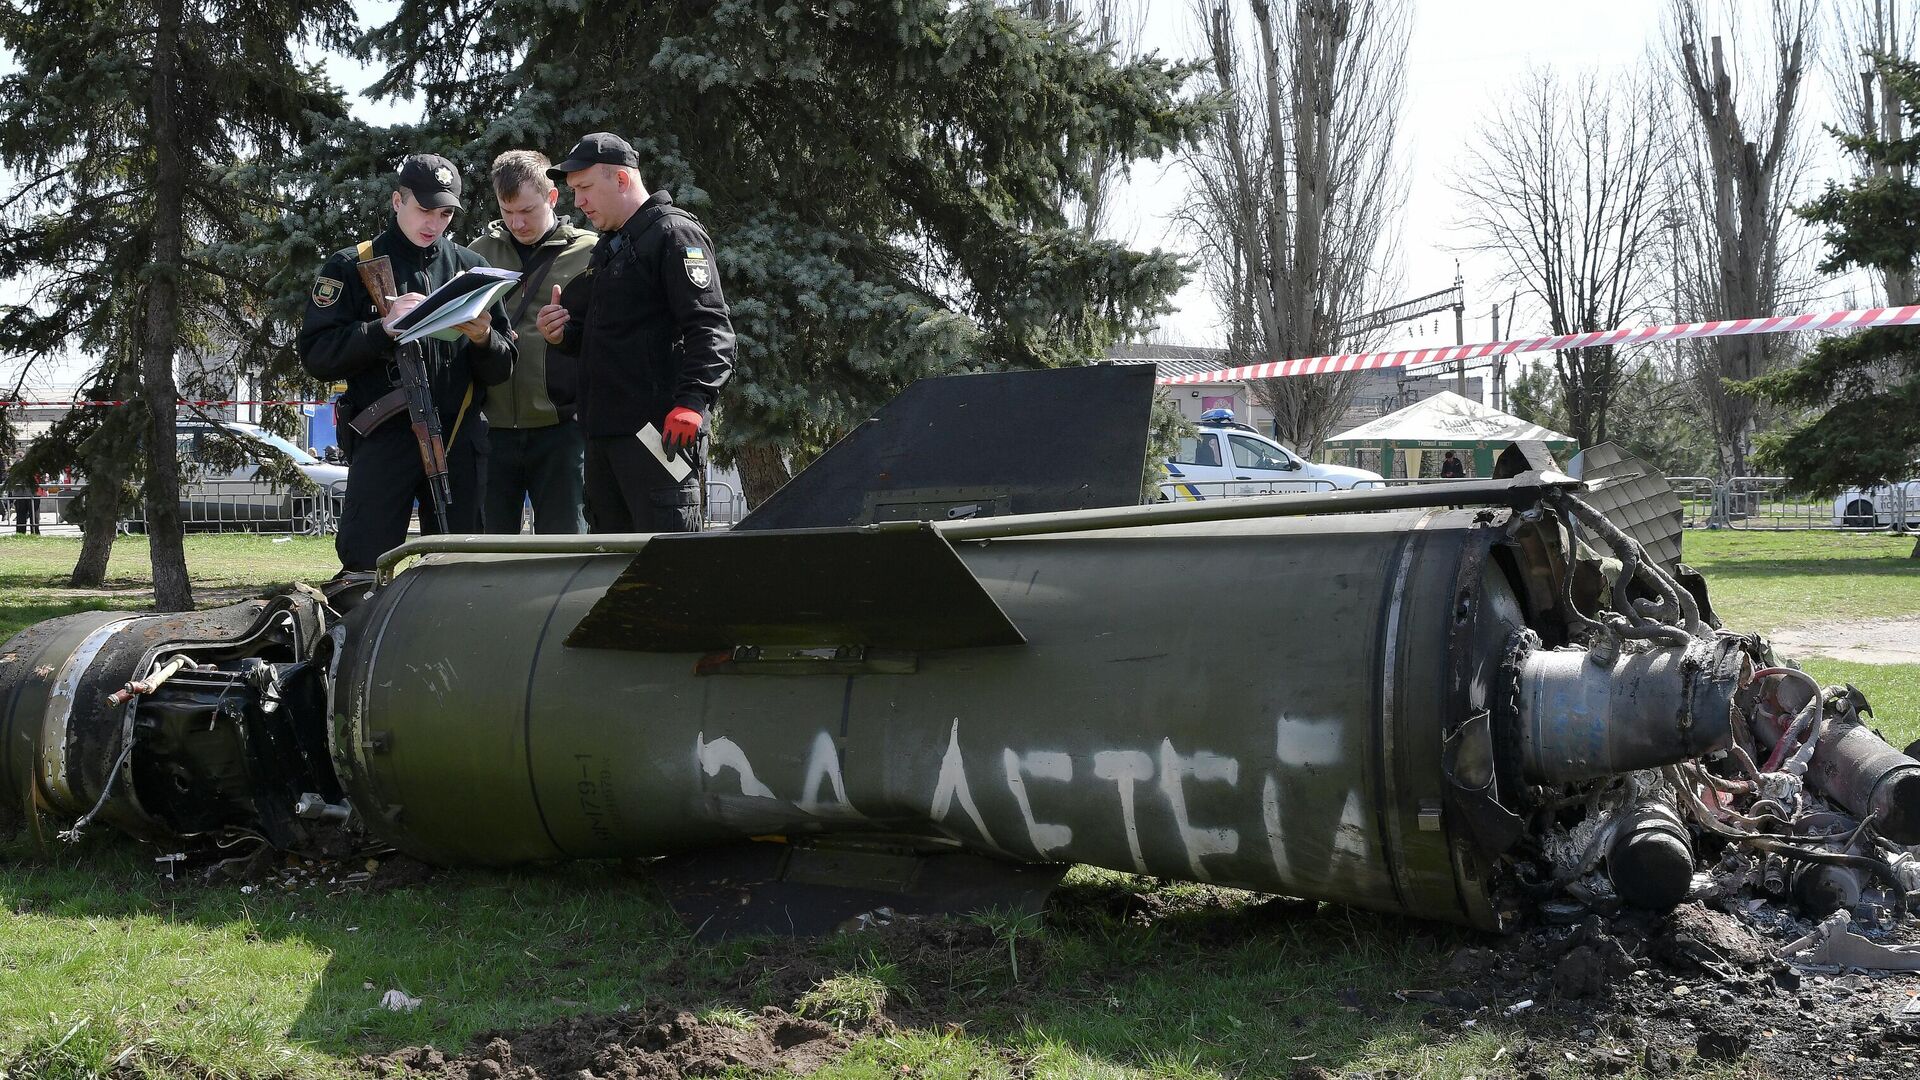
[299,153,516,571]
[535,133,734,533]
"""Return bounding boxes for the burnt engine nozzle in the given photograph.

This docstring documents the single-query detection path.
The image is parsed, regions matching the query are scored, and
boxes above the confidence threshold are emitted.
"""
[1516,637,1746,784]
[1607,804,1694,911]
[1792,863,1864,920]
[1805,722,1920,846]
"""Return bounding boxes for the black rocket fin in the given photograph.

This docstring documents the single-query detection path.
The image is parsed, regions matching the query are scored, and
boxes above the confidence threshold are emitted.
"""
[732,364,1156,531]
[564,522,1025,652]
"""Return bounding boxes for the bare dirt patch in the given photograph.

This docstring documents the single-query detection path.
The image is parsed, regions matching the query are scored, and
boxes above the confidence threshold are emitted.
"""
[332,877,1920,1080]
[1404,904,1920,1079]
[356,917,1025,1080]
[1771,616,1920,665]
[362,1007,845,1080]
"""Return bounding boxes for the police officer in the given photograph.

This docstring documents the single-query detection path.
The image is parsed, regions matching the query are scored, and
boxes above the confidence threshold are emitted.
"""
[469,149,598,534]
[536,133,734,533]
[299,153,515,572]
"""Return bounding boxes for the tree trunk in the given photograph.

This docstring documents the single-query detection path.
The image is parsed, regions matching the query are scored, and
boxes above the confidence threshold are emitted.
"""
[1676,25,1805,478]
[70,467,125,586]
[734,443,791,509]
[71,368,137,587]
[140,0,192,612]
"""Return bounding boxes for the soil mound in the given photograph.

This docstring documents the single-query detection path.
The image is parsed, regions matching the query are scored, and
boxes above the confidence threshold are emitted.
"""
[363,1006,843,1080]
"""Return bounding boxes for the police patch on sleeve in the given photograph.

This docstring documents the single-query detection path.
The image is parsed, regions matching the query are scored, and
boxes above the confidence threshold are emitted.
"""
[683,246,710,289]
[311,276,344,308]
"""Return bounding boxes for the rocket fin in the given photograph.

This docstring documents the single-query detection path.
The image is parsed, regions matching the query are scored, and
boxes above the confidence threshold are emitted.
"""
[733,364,1155,531]
[565,522,1025,652]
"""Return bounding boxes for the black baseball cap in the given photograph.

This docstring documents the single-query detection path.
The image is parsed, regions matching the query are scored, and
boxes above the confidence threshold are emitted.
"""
[548,132,640,181]
[397,153,464,211]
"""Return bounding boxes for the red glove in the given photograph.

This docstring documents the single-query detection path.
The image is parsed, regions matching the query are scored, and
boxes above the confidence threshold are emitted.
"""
[662,406,704,451]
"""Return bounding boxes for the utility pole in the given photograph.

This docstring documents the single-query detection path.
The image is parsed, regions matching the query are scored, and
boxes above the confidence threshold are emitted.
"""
[1660,206,1685,378]
[1453,268,1467,398]
[1490,301,1503,411]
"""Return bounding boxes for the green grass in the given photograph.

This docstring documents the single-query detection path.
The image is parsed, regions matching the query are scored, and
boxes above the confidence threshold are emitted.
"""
[0,535,338,640]
[0,849,1514,1080]
[0,846,696,1076]
[0,530,1914,1077]
[1682,529,1920,748]
[1797,658,1920,751]
[1682,530,1920,632]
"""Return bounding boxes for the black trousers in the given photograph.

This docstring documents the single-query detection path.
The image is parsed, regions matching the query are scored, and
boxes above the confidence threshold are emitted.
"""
[482,421,586,534]
[584,434,702,534]
[335,421,484,571]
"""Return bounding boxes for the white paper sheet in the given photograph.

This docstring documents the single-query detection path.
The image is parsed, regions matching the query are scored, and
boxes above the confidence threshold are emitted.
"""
[636,423,694,482]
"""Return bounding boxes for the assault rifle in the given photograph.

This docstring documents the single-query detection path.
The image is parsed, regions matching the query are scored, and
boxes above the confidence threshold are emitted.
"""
[354,253,452,531]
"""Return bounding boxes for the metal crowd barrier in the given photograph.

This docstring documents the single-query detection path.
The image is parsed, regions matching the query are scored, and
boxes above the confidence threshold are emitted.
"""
[4,483,78,535]
[140,478,345,536]
[3,479,346,537]
[1672,476,1914,531]
[1347,477,1481,489]
[703,479,746,527]
[1666,477,1715,529]
[1713,476,1828,530]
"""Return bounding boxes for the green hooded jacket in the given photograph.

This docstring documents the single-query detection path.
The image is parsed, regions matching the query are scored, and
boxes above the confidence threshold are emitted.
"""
[469,217,598,428]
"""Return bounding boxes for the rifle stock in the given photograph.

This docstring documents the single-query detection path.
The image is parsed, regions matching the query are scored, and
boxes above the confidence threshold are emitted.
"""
[356,252,453,531]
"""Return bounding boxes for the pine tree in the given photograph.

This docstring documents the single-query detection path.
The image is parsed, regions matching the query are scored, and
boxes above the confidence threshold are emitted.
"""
[1751,52,1920,556]
[349,0,1212,502]
[0,0,353,605]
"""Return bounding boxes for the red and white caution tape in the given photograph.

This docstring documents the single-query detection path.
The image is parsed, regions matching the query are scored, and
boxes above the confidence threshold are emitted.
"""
[1,398,332,408]
[1156,304,1920,385]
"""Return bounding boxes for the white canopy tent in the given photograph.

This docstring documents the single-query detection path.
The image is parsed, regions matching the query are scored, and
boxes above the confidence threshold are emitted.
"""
[1324,391,1576,478]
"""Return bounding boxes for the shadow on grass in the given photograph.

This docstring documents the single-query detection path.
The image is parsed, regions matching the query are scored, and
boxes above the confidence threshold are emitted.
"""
[1692,555,1920,581]
[0,838,1471,1077]
[0,599,153,641]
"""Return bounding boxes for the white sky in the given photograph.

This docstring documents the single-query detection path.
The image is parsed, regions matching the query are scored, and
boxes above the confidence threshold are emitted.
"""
[1,0,1867,395]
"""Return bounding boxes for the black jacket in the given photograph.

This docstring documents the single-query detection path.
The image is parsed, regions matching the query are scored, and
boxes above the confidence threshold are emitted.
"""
[297,223,516,443]
[555,191,735,438]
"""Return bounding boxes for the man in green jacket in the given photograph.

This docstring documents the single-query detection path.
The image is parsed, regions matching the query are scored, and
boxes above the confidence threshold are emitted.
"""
[469,150,598,533]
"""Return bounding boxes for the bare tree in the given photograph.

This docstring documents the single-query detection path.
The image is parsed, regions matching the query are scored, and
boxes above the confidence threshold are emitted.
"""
[1452,69,1671,449]
[1823,0,1917,304]
[1182,0,1408,456]
[1667,0,1818,477]
[1027,1,1144,238]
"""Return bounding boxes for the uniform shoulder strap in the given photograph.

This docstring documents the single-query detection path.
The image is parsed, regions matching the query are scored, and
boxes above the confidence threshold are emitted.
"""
[633,202,700,241]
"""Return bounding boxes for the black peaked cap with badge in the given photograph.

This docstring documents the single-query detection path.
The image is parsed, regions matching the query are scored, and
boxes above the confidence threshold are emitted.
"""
[398,153,465,210]
[547,132,640,180]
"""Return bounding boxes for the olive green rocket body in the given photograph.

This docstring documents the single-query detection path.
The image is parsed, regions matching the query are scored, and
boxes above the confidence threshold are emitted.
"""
[331,509,1528,929]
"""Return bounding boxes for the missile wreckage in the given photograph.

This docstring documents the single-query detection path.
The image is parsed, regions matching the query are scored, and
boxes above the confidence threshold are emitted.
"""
[3,366,1917,935]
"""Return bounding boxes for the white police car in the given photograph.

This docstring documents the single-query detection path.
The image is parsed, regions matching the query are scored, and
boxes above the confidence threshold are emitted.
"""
[1160,410,1382,499]
[1832,479,1920,528]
